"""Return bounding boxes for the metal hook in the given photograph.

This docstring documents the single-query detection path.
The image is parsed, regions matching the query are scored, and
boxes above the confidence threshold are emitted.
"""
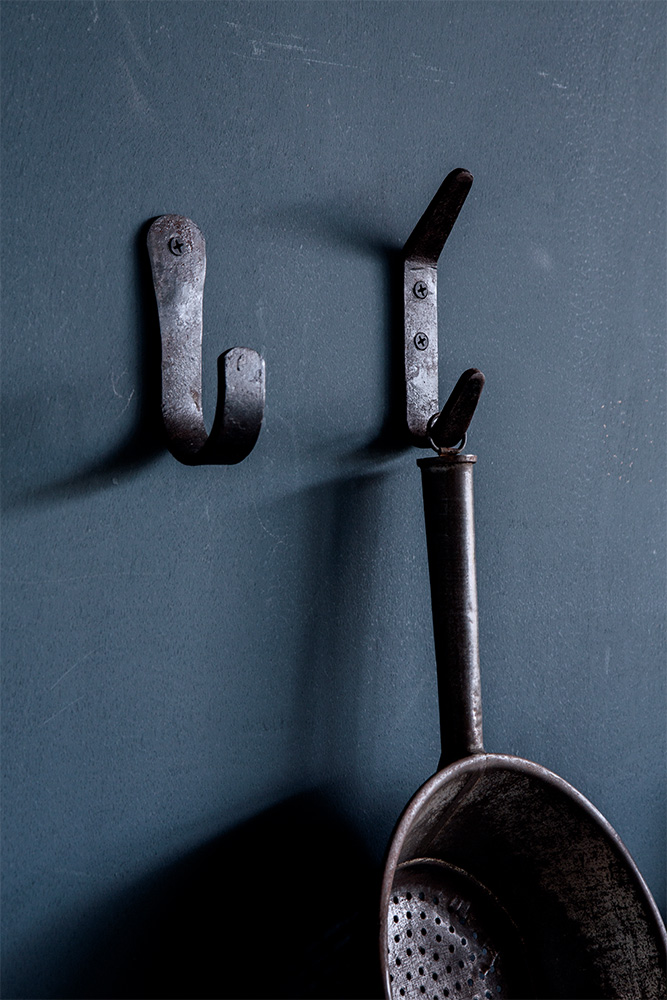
[147,215,265,465]
[404,169,484,449]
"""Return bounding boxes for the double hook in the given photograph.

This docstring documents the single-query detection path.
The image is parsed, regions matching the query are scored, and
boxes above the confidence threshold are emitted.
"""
[147,215,265,465]
[404,168,484,452]
[147,169,479,467]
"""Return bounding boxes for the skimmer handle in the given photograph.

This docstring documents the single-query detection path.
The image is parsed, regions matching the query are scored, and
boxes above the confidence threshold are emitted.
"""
[417,452,484,769]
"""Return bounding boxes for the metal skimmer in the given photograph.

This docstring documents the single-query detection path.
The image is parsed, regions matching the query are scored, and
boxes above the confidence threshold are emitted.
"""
[381,171,667,1000]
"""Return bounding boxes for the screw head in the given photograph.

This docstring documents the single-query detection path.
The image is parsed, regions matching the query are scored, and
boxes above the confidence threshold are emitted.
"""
[413,280,428,299]
[169,236,186,256]
[414,332,429,350]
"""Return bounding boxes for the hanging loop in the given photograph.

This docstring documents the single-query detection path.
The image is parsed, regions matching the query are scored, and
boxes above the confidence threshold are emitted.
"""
[404,169,484,447]
[147,215,265,466]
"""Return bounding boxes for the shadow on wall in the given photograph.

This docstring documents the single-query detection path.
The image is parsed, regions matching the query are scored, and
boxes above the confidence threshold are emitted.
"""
[1,220,165,511]
[52,792,383,1000]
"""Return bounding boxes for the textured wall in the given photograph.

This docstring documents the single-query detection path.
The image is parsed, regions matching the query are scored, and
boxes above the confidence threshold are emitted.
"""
[2,2,664,997]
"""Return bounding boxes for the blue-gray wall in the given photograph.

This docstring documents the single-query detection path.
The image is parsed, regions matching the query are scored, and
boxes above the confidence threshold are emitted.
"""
[2,2,664,997]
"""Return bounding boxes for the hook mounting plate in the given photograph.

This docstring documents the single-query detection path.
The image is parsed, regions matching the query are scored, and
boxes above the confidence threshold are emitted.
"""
[404,169,477,448]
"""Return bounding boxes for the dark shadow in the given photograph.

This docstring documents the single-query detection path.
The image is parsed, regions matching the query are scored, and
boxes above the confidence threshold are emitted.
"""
[2,220,165,510]
[290,471,391,787]
[269,202,412,459]
[51,792,383,1000]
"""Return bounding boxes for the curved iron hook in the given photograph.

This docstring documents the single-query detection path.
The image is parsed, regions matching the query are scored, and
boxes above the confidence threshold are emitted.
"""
[147,215,265,465]
[404,169,484,449]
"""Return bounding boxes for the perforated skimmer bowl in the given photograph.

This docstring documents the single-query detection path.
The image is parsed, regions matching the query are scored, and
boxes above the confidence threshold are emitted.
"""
[380,452,667,1000]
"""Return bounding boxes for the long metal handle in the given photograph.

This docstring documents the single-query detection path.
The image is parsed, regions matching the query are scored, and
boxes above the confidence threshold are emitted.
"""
[418,453,484,770]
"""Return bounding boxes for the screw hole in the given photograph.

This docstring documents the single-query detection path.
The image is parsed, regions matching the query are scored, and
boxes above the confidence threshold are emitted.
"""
[449,926,455,933]
[449,945,455,953]
[407,912,412,919]
[393,896,399,904]
[421,912,427,919]
[407,948,412,956]
[407,973,412,981]
[407,930,413,938]
[433,952,439,961]
[461,938,466,945]
[436,934,442,942]
[406,893,412,900]
[396,958,401,966]
[419,892,425,900]
[435,917,441,925]
[459,960,464,968]
[394,934,399,941]
[393,916,399,923]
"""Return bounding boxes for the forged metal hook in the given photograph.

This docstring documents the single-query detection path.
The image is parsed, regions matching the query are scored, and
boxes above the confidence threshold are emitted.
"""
[404,168,484,450]
[147,215,265,465]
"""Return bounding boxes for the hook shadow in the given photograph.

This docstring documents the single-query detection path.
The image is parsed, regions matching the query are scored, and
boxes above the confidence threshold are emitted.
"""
[4,220,165,511]
[270,202,413,460]
[45,792,383,999]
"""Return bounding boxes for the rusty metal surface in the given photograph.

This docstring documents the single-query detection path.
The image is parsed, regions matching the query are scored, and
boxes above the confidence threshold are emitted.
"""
[404,169,473,447]
[381,450,667,999]
[417,454,483,769]
[382,755,667,1000]
[147,215,265,465]
[428,370,485,452]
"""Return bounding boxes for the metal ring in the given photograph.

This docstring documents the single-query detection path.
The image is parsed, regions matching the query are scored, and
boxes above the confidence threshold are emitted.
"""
[427,412,467,456]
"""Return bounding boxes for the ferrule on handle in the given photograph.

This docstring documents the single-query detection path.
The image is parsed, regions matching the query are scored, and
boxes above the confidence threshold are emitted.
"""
[417,453,484,770]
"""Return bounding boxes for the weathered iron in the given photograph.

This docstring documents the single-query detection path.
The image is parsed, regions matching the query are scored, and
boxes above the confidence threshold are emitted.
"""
[147,215,265,465]
[404,168,474,450]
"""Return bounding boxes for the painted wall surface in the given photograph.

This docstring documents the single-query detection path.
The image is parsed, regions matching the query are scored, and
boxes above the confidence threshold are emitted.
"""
[2,2,665,997]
